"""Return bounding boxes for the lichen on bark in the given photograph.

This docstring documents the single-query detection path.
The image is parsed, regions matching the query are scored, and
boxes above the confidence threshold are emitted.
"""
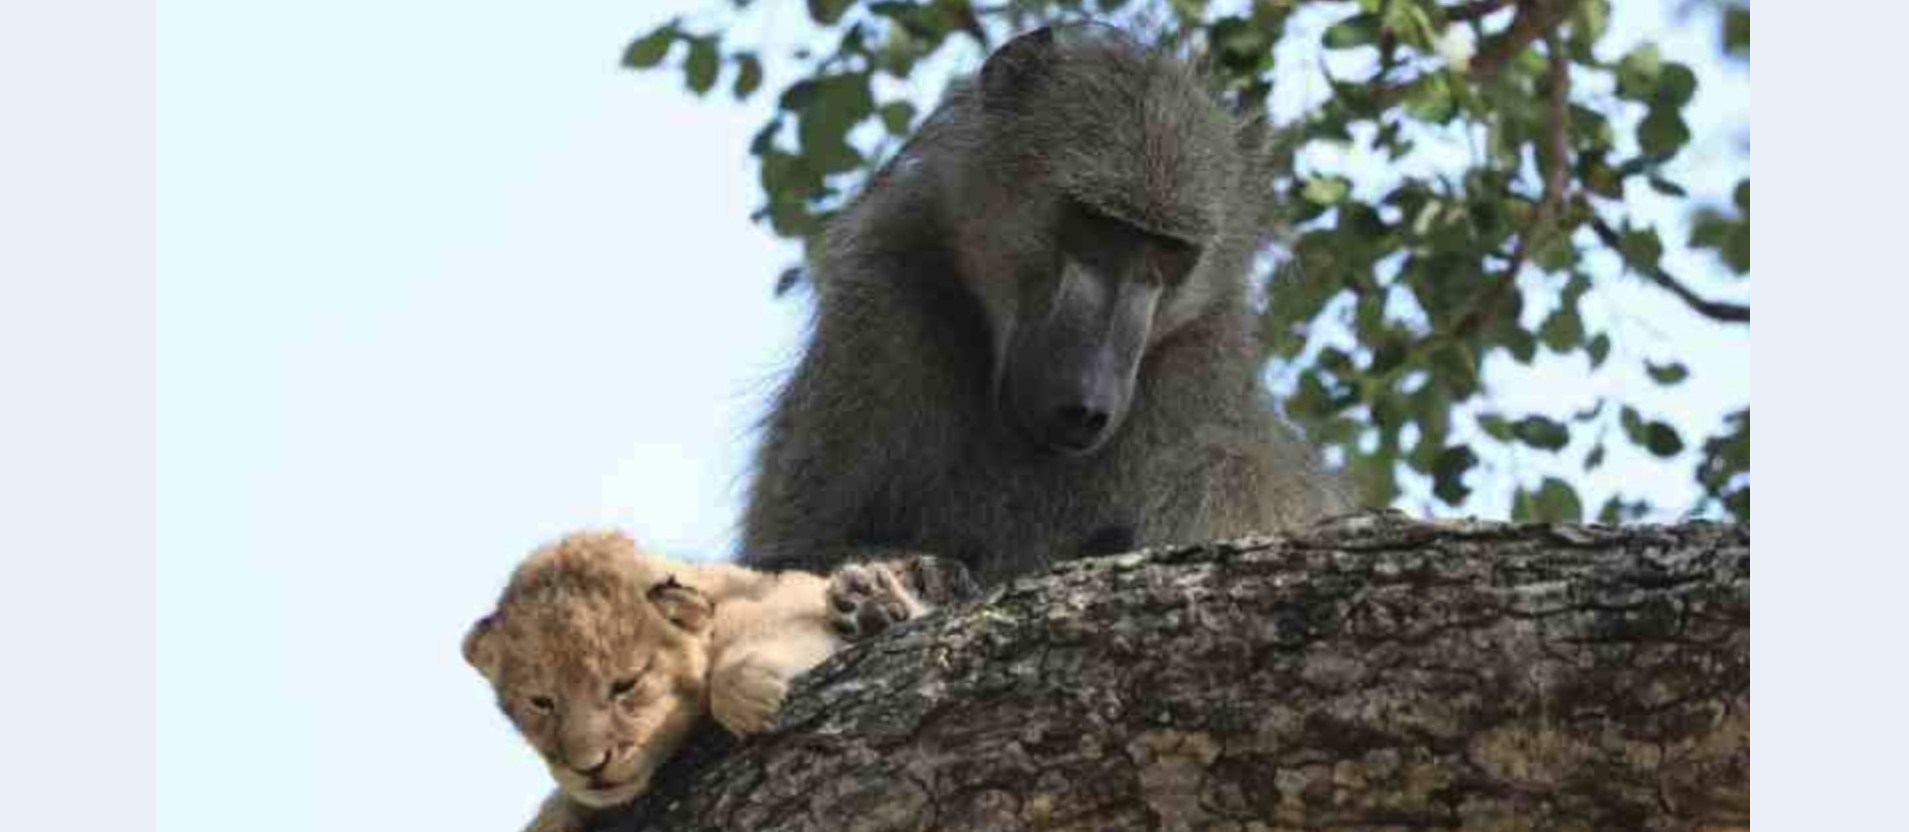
[592,513,1749,832]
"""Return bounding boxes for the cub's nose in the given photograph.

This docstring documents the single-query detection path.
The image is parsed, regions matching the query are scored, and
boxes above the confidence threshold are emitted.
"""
[568,750,611,778]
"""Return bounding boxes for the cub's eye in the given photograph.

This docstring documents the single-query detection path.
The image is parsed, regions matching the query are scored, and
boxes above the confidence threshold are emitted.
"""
[610,678,638,699]
[527,695,555,713]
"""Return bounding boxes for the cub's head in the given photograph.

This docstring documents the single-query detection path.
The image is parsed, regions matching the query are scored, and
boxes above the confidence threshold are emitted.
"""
[464,530,714,808]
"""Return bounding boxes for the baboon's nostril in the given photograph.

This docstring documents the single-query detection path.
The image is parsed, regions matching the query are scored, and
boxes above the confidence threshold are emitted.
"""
[1050,403,1112,449]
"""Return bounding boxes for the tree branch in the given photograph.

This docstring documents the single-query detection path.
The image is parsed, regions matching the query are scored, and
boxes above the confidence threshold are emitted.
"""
[1589,216,1752,323]
[1363,0,1575,114]
[593,514,1749,832]
[1483,28,1574,312]
[1469,0,1578,81]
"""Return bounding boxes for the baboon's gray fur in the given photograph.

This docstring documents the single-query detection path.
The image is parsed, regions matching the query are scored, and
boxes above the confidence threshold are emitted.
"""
[741,24,1353,584]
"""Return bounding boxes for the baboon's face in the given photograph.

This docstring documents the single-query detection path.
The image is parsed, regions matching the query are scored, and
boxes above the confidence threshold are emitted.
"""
[951,24,1241,456]
[993,204,1201,456]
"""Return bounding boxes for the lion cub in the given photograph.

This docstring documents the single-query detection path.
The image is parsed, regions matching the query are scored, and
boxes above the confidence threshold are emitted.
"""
[464,530,956,832]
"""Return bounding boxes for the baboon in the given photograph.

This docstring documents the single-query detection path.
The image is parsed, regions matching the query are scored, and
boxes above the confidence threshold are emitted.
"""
[741,23,1353,586]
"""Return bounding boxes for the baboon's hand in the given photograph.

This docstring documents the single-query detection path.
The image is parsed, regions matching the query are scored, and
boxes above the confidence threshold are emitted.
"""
[827,555,975,640]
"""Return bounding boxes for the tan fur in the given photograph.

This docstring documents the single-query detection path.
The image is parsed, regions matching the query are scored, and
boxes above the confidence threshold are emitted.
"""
[464,530,859,832]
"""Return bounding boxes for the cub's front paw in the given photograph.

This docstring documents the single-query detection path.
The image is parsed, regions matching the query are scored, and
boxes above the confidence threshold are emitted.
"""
[709,657,789,736]
[827,556,974,640]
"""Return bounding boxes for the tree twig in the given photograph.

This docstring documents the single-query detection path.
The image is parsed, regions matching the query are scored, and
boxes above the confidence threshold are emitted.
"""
[1490,30,1574,288]
[1469,0,1577,81]
[1588,217,1751,324]
[1362,0,1576,112]
[1446,0,1515,24]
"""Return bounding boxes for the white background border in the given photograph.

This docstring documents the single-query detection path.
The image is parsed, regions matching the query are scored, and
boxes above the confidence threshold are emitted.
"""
[5,0,1908,827]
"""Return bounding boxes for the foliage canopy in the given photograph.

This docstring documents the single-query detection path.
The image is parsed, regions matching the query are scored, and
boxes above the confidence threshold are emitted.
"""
[623,0,1750,524]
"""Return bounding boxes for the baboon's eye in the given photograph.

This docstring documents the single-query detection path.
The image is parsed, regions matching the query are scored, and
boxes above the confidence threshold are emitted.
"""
[528,695,555,712]
[1150,240,1200,287]
[610,678,638,699]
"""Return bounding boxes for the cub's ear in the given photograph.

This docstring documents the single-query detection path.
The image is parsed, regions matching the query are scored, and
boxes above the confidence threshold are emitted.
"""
[647,575,714,634]
[980,26,1057,108]
[463,613,501,681]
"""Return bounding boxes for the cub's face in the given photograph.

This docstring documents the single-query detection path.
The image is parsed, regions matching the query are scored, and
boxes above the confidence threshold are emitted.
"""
[465,539,716,808]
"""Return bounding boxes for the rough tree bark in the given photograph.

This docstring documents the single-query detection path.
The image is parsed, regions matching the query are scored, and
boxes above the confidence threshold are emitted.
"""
[594,513,1749,832]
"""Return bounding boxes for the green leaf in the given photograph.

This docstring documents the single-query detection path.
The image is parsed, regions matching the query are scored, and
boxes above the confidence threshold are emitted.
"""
[1572,0,1611,52]
[1502,327,1539,364]
[765,196,821,237]
[1689,208,1748,274]
[795,73,876,174]
[748,118,781,156]
[684,37,720,95]
[778,78,818,111]
[1323,13,1381,49]
[878,101,916,136]
[1514,478,1583,523]
[807,0,853,25]
[1724,7,1749,57]
[1615,44,1662,101]
[1586,333,1612,368]
[1567,103,1616,152]
[869,1,948,41]
[1620,226,1665,269]
[1646,176,1687,197]
[1645,421,1685,457]
[758,149,823,202]
[1597,495,1624,524]
[1620,405,1647,442]
[1645,361,1689,385]
[1697,409,1751,522]
[1211,15,1276,69]
[731,53,763,100]
[1402,75,1455,122]
[1689,212,1728,248]
[1726,228,1749,274]
[1431,445,1478,506]
[1347,446,1403,507]
[623,24,678,69]
[1538,307,1585,353]
[1582,157,1623,198]
[1301,175,1351,205]
[1532,478,1583,522]
[1653,63,1698,109]
[1478,413,1513,441]
[1638,108,1691,158]
[1532,233,1577,273]
[1512,415,1570,451]
[1585,444,1606,471]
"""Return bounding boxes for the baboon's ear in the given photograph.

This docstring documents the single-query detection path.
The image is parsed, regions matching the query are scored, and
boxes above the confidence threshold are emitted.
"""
[463,613,501,680]
[647,575,714,634]
[980,26,1057,108]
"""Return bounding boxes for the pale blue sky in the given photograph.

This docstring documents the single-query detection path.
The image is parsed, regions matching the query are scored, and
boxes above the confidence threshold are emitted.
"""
[157,1,1745,829]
